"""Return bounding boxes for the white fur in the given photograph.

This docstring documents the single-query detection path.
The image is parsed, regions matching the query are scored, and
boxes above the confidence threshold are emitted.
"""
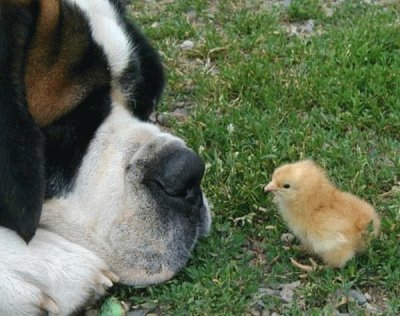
[57,106,184,240]
[40,106,205,285]
[0,1,211,313]
[0,228,113,315]
[0,106,211,314]
[66,0,132,78]
[65,0,134,108]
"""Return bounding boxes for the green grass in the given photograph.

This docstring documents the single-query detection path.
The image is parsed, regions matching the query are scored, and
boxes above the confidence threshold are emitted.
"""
[287,0,324,22]
[111,1,400,314]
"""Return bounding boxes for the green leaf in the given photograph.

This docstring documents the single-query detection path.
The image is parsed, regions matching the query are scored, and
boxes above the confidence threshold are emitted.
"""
[100,297,126,316]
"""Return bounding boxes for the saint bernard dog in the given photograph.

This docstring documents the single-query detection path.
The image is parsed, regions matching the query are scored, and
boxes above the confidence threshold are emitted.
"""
[0,0,211,314]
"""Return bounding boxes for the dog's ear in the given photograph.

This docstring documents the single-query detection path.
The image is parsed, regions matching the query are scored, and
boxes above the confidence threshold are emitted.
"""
[0,1,45,243]
[1,0,34,6]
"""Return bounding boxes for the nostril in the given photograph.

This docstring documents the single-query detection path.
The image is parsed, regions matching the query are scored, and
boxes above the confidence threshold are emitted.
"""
[145,145,205,207]
[151,177,201,203]
[185,186,202,204]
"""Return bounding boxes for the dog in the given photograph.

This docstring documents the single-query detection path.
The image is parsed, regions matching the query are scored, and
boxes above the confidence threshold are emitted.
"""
[0,0,164,241]
[0,0,211,314]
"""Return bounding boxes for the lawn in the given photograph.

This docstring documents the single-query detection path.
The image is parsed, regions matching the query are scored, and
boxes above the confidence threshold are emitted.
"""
[105,1,400,315]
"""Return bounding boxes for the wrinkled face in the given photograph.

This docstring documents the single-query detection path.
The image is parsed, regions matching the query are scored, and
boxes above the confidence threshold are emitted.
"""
[42,106,211,286]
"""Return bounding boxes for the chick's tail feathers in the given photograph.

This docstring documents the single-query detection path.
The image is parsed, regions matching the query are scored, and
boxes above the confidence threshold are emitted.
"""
[371,212,381,237]
[359,210,380,246]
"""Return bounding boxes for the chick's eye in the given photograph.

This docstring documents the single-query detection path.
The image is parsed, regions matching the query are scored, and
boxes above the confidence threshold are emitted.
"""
[283,184,290,189]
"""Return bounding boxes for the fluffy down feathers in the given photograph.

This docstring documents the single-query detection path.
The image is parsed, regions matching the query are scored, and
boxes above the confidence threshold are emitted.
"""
[265,160,380,268]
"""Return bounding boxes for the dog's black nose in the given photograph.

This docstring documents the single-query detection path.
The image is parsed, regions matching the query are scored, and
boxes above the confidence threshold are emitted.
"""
[145,146,205,212]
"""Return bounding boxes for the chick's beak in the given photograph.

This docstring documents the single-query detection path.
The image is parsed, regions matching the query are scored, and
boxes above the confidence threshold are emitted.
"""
[264,181,277,192]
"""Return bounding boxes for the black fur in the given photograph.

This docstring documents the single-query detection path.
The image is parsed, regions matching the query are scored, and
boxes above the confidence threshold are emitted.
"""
[0,3,44,242]
[121,19,165,120]
[43,87,111,198]
[107,0,165,120]
[0,0,165,240]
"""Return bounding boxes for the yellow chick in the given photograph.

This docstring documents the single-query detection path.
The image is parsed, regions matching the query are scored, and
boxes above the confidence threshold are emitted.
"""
[264,160,380,268]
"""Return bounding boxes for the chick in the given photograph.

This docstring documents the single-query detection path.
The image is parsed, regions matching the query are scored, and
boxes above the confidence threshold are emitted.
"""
[264,160,380,268]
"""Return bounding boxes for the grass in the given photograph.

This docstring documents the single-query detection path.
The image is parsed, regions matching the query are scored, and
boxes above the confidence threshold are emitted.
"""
[110,1,400,314]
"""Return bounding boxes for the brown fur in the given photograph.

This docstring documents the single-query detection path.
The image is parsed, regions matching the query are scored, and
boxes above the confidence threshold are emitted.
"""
[24,0,110,126]
[24,0,84,126]
[265,160,380,268]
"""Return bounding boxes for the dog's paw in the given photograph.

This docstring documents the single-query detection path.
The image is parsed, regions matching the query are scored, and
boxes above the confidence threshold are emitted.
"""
[27,230,118,314]
[0,227,118,315]
[0,262,59,316]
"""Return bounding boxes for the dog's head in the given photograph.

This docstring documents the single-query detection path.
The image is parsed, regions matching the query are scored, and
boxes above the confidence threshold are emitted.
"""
[41,106,211,286]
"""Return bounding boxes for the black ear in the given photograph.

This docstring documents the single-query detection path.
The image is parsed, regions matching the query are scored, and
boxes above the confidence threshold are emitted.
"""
[0,5,45,243]
[120,19,165,121]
